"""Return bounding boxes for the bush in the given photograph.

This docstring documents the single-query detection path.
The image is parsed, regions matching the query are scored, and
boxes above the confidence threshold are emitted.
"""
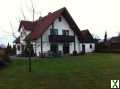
[0,49,11,63]
[0,49,11,65]
[0,59,7,69]
[72,50,78,56]
[0,49,11,69]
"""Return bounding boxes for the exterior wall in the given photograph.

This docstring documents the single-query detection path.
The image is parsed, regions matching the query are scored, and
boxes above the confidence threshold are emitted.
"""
[34,26,51,56]
[69,36,80,54]
[16,43,22,55]
[20,26,31,45]
[34,15,81,56]
[53,16,74,36]
[58,43,63,52]
[17,15,96,56]
[53,16,80,54]
[80,43,95,53]
[15,26,31,55]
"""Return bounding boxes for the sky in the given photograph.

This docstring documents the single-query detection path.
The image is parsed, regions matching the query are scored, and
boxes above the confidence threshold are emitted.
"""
[0,0,120,45]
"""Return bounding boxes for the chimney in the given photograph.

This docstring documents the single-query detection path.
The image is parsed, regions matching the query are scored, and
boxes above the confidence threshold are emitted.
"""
[48,12,52,15]
[39,16,42,20]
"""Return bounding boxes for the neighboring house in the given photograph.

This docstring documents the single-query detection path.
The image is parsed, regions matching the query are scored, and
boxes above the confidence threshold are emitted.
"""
[14,7,95,56]
[96,35,120,52]
[80,30,95,53]
[108,36,120,49]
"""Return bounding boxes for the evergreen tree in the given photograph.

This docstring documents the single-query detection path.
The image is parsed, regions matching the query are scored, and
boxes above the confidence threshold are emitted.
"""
[104,31,107,42]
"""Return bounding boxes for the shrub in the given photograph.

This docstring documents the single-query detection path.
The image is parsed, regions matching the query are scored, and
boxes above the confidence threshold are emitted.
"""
[0,49,11,63]
[0,59,7,69]
[72,50,78,56]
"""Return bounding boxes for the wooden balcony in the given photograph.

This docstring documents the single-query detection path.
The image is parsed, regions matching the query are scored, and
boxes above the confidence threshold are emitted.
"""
[49,35,75,43]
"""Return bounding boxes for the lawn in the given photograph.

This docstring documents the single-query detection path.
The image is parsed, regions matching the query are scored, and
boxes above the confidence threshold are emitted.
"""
[0,53,120,89]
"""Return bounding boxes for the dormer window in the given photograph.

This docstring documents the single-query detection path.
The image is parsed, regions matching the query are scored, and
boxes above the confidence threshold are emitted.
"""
[58,17,62,22]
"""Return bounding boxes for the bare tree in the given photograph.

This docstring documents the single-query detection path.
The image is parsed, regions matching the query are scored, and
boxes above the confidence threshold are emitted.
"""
[25,0,36,72]
[7,0,38,72]
[9,21,17,39]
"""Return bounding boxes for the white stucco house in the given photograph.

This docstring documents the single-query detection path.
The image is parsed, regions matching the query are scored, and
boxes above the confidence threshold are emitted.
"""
[14,7,95,56]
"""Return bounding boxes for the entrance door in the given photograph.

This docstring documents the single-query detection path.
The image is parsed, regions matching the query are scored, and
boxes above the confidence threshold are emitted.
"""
[63,43,69,54]
[82,44,85,54]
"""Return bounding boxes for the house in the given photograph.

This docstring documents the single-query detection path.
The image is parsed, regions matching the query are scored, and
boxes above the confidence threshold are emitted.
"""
[14,7,95,56]
[79,30,95,53]
[107,36,120,51]
[96,32,120,52]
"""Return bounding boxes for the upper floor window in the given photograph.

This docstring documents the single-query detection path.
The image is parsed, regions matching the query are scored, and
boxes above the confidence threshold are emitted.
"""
[62,30,69,36]
[50,29,58,35]
[21,31,26,38]
[58,17,62,22]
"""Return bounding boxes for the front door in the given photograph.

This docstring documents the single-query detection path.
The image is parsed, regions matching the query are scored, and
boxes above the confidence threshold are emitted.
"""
[63,43,69,54]
[82,44,85,54]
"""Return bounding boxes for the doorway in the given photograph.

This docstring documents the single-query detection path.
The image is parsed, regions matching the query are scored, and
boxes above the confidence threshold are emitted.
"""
[63,43,69,54]
[82,44,85,54]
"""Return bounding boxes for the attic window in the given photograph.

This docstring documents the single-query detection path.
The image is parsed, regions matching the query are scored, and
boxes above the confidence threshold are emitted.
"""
[58,17,62,22]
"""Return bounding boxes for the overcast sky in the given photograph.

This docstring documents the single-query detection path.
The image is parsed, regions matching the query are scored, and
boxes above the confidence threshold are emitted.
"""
[0,0,120,45]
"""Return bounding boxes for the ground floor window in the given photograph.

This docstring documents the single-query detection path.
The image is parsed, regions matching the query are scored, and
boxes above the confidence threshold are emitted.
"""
[17,45,20,51]
[63,43,69,54]
[50,43,58,53]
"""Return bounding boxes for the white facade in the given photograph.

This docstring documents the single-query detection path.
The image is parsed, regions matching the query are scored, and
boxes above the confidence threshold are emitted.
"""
[16,15,95,56]
[33,16,80,56]
[80,43,95,53]
[16,43,22,55]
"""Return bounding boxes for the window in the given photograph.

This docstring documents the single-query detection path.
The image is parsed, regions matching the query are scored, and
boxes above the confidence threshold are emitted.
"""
[50,29,58,35]
[22,45,25,51]
[50,43,58,53]
[21,31,26,37]
[62,30,69,36]
[58,17,62,22]
[21,32,23,37]
[17,45,20,51]
[90,44,92,48]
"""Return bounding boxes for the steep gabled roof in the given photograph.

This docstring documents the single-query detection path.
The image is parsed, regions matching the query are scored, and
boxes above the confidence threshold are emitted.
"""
[79,29,94,43]
[18,7,81,40]
[109,36,120,43]
[18,21,33,31]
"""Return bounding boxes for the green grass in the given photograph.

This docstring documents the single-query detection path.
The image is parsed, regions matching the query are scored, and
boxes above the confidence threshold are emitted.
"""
[0,53,120,89]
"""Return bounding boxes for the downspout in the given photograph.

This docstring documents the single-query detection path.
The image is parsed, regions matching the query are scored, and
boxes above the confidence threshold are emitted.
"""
[41,35,43,57]
[74,31,76,51]
[34,42,36,56]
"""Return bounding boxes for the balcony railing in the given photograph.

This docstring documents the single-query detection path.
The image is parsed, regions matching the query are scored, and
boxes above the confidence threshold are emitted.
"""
[49,35,75,43]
